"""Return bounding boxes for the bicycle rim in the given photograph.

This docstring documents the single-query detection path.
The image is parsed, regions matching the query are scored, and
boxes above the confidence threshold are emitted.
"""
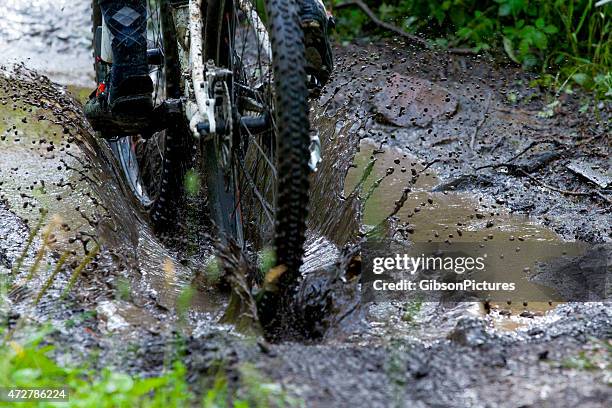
[205,0,310,273]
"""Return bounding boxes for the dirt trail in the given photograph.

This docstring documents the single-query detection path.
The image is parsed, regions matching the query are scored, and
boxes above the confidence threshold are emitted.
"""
[0,36,610,407]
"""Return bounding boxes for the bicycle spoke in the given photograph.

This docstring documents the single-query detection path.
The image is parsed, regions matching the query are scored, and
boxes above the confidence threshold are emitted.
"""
[236,157,275,225]
[243,128,277,178]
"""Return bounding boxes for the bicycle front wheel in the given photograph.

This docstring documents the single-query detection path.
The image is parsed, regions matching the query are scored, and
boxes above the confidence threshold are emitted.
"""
[204,0,311,277]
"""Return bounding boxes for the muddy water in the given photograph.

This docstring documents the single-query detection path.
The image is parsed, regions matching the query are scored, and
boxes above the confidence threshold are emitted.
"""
[345,138,586,330]
[0,0,93,86]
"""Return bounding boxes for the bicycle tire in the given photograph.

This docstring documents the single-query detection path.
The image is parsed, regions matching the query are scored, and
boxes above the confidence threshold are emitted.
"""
[90,0,190,230]
[204,0,310,277]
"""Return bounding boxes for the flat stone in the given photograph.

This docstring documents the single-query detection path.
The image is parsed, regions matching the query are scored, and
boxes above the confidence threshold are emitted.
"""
[567,159,611,188]
[374,73,458,128]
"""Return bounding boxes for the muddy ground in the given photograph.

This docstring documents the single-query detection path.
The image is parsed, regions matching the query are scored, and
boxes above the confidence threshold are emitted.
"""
[0,4,611,406]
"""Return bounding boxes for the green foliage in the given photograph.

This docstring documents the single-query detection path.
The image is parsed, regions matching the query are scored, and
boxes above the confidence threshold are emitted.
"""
[1,319,303,408]
[559,338,611,372]
[115,277,132,301]
[236,363,302,408]
[0,326,193,407]
[176,284,194,327]
[332,0,611,99]
[204,256,223,284]
[259,248,277,274]
[1,326,299,407]
[184,168,202,197]
[202,364,302,408]
[401,299,422,323]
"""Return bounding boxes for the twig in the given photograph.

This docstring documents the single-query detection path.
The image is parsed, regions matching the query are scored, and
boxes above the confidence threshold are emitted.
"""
[386,187,411,219]
[518,170,610,203]
[447,47,479,55]
[474,139,562,171]
[419,159,440,174]
[469,92,492,150]
[334,0,429,48]
[507,139,564,163]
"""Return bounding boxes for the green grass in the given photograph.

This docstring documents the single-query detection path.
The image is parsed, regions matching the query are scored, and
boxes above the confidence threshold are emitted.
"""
[0,324,300,407]
[0,326,192,407]
[332,0,611,101]
[559,338,611,373]
[401,299,423,323]
[184,169,202,198]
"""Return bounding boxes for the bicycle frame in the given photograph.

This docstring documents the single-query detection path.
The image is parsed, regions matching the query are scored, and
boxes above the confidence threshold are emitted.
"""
[99,0,321,169]
[186,0,274,139]
[98,0,269,139]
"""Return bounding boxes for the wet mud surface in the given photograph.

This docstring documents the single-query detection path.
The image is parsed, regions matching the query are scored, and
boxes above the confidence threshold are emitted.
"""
[0,11,610,407]
[0,0,93,87]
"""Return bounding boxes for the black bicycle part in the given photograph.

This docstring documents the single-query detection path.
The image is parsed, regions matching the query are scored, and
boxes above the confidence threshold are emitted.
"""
[204,0,310,277]
[91,0,191,229]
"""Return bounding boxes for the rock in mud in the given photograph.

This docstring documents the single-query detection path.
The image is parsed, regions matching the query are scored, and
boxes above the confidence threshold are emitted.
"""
[374,74,458,128]
[447,317,493,347]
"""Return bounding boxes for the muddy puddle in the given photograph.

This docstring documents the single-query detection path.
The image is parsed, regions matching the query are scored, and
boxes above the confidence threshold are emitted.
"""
[345,138,590,331]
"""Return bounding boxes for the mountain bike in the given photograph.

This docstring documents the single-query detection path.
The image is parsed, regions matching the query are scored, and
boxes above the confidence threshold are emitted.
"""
[91,0,321,274]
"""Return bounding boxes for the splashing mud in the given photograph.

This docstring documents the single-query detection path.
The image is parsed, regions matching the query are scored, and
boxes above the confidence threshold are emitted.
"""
[0,69,224,359]
[0,5,610,403]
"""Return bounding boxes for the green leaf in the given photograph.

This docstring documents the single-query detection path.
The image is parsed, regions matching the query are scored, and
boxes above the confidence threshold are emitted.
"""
[449,7,467,26]
[572,73,589,85]
[535,18,545,29]
[522,54,539,69]
[512,0,527,11]
[498,0,527,16]
[433,9,445,25]
[503,36,521,63]
[532,31,548,50]
[499,3,512,16]
[104,372,134,393]
[12,368,42,383]
[456,27,472,38]
[184,168,201,197]
[519,37,531,55]
[543,25,559,34]
[131,377,168,396]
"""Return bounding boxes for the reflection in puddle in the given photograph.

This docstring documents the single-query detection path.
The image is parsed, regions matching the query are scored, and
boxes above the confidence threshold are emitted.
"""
[345,139,581,330]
